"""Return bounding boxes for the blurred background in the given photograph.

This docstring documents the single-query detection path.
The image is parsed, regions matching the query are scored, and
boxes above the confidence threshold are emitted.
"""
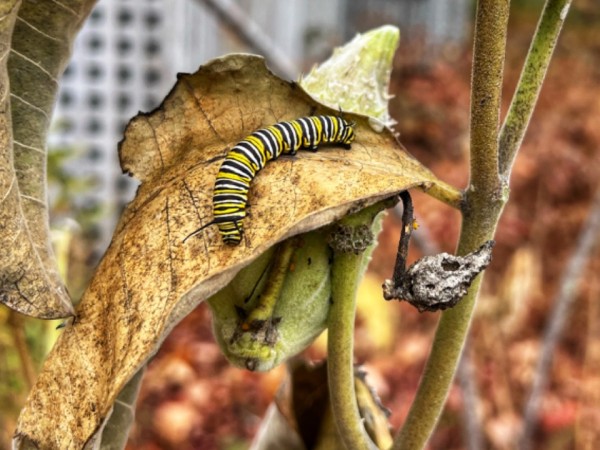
[2,0,600,449]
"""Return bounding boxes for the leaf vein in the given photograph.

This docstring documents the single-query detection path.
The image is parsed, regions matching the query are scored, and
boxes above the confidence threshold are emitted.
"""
[10,92,50,119]
[13,139,45,154]
[20,193,46,207]
[16,16,64,43]
[182,179,211,268]
[180,76,225,144]
[143,115,164,172]
[10,48,58,83]
[0,175,16,204]
[49,0,78,16]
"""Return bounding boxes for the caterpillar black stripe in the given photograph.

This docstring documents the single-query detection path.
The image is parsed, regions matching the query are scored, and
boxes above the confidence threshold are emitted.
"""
[185,115,356,245]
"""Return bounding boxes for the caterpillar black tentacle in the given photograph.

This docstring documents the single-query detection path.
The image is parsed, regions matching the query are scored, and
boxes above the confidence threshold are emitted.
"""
[185,115,356,245]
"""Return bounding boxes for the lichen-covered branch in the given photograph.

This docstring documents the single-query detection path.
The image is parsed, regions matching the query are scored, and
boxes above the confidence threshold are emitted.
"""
[384,241,494,312]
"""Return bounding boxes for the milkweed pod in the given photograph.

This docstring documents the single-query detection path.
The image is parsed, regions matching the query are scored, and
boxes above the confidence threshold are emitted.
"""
[207,231,332,371]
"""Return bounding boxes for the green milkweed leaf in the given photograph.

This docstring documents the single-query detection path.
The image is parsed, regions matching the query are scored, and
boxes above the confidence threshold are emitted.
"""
[0,0,96,319]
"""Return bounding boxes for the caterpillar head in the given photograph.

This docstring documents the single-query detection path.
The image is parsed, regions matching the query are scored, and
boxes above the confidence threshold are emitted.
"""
[218,220,244,245]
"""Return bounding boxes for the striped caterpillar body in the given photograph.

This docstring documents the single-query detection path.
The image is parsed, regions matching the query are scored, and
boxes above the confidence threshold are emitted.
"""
[185,115,356,245]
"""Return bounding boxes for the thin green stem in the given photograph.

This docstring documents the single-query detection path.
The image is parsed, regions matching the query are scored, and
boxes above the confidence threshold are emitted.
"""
[425,179,464,211]
[328,251,378,450]
[8,311,37,391]
[393,1,510,448]
[499,0,572,178]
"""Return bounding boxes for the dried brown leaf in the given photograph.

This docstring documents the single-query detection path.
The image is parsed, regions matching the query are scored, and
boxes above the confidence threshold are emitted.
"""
[252,361,392,449]
[15,54,447,449]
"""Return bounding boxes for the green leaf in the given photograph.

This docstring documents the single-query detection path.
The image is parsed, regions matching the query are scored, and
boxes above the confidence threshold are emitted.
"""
[0,0,96,319]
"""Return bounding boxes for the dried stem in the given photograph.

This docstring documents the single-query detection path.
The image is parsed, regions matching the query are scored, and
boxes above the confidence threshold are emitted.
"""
[394,211,484,450]
[574,257,600,447]
[457,346,484,450]
[391,192,415,283]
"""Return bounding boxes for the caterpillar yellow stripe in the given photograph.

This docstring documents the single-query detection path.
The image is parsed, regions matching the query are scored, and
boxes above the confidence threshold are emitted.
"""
[185,115,356,245]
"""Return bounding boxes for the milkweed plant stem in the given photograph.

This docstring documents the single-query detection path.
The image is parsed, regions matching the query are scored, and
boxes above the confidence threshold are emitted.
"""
[328,248,379,450]
[393,0,571,448]
[327,204,388,450]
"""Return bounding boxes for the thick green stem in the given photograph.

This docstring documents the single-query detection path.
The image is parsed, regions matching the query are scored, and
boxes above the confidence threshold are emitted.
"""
[499,0,572,178]
[392,1,509,448]
[393,0,572,447]
[392,223,497,450]
[328,249,378,450]
[468,2,507,201]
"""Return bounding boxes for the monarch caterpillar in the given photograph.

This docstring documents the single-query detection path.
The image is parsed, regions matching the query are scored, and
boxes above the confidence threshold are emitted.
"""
[185,115,356,245]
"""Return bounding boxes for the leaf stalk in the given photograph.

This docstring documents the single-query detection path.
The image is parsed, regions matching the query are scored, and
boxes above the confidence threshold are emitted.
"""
[328,248,378,450]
